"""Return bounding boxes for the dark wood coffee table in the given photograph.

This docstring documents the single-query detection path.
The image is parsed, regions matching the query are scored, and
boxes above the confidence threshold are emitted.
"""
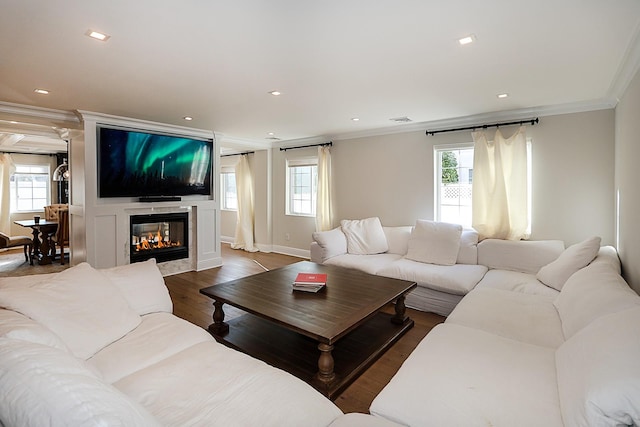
[199,261,416,398]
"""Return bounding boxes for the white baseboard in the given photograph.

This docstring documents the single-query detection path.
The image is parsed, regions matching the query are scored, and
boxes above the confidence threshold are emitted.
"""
[271,245,310,260]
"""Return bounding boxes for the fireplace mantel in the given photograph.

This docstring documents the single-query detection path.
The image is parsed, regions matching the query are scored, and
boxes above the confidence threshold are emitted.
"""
[68,111,222,275]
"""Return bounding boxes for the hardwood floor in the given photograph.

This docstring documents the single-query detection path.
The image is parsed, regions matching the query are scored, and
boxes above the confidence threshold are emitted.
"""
[165,244,445,414]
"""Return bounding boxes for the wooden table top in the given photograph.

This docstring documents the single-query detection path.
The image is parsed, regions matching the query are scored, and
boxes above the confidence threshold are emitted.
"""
[15,219,58,228]
[200,261,416,344]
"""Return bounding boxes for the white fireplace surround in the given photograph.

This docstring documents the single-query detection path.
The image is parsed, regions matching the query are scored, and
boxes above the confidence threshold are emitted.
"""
[68,111,222,275]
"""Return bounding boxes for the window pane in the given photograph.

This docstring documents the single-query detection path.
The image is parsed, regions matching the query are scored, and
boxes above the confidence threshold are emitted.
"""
[287,164,317,216]
[10,167,50,212]
[436,147,474,226]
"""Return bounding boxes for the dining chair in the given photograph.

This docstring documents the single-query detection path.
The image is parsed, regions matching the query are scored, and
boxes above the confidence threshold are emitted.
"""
[0,232,33,264]
[51,209,70,265]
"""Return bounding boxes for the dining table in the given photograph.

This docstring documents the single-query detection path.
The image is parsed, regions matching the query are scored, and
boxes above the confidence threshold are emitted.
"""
[14,219,58,265]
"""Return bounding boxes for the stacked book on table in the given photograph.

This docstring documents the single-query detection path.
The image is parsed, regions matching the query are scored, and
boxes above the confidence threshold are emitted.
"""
[292,272,327,293]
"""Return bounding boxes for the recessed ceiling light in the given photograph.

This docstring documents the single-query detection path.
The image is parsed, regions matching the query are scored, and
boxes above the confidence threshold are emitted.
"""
[351,118,360,121]
[86,30,110,41]
[497,93,509,99]
[269,91,282,96]
[183,116,193,121]
[458,35,476,45]
[268,132,275,136]
[34,88,49,95]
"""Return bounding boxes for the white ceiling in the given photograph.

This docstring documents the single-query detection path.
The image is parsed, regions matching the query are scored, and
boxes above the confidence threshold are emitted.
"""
[1,0,640,149]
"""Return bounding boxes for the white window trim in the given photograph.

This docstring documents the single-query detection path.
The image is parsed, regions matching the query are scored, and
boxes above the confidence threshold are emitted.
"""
[434,143,474,225]
[220,166,237,211]
[10,164,51,213]
[286,157,318,217]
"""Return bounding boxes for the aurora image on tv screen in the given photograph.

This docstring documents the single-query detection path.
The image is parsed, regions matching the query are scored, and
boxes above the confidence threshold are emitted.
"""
[97,126,213,198]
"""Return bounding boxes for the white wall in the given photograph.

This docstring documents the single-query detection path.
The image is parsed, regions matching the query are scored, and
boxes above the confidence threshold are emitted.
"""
[615,67,640,293]
[261,109,617,254]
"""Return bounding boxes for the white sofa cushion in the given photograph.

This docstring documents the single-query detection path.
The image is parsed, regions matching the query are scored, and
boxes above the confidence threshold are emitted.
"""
[536,236,601,291]
[0,263,141,359]
[0,309,69,352]
[370,323,563,427]
[324,253,402,275]
[554,262,640,339]
[0,337,160,427]
[405,220,462,266]
[475,269,561,298]
[446,288,564,348]
[312,227,348,261]
[115,341,343,427]
[377,258,487,295]
[102,259,173,315]
[556,307,640,427]
[88,312,214,383]
[340,217,388,255]
[477,239,565,274]
[383,226,413,255]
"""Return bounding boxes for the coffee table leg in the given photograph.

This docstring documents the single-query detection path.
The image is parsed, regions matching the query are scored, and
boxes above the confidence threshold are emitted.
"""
[208,300,230,336]
[316,343,336,383]
[391,294,410,325]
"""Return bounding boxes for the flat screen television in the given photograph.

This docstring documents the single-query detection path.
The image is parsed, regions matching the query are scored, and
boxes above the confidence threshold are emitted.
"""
[97,125,213,199]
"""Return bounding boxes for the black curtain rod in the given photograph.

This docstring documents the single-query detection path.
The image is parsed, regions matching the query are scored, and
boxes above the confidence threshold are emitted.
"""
[0,151,56,157]
[221,151,254,158]
[279,141,332,152]
[426,118,539,136]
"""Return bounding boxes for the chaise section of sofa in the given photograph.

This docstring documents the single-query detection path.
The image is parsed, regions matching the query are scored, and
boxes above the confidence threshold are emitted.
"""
[370,248,640,427]
[0,259,349,427]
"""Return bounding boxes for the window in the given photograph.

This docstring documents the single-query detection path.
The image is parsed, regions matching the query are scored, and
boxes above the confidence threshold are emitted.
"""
[10,164,51,212]
[286,159,317,216]
[434,144,474,226]
[220,170,237,210]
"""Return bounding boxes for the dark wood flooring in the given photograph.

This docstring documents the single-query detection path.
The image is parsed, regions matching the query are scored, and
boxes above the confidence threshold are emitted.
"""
[165,244,445,414]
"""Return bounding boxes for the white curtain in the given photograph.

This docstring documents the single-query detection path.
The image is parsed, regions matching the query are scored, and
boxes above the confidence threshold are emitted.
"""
[0,153,16,234]
[315,145,333,232]
[231,155,258,252]
[472,126,529,240]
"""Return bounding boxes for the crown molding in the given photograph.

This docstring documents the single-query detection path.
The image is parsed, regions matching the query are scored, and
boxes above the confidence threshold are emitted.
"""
[300,99,618,142]
[215,132,273,151]
[608,20,640,102]
[0,101,80,127]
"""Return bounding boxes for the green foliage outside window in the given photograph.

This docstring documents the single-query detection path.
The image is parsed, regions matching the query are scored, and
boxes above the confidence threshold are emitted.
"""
[441,151,459,184]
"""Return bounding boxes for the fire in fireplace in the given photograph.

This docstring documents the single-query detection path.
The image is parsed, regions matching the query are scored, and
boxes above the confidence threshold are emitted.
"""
[130,212,189,264]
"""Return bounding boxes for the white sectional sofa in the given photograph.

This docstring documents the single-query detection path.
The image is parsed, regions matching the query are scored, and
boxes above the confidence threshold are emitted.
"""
[370,258,640,426]
[311,218,593,315]
[0,259,397,427]
[312,218,640,426]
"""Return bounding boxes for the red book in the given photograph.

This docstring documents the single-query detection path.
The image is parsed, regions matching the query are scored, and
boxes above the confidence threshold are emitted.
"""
[293,272,327,286]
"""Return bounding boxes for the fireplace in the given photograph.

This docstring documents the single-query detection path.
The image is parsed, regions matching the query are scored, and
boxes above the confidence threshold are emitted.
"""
[130,212,189,264]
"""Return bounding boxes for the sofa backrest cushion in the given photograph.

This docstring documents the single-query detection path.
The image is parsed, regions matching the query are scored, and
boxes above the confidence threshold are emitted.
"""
[457,228,479,265]
[0,309,69,352]
[102,258,173,315]
[383,226,413,255]
[590,245,622,274]
[556,307,640,426]
[477,239,565,274]
[554,262,640,339]
[0,263,141,359]
[312,227,348,261]
[405,220,462,266]
[0,337,161,427]
[536,236,601,291]
[340,217,389,255]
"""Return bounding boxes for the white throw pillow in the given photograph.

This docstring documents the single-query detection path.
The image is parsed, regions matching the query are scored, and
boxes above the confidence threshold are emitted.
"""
[102,259,173,315]
[0,338,160,427]
[340,217,389,255]
[537,236,601,290]
[0,263,141,359]
[405,220,462,266]
[556,308,640,426]
[312,227,348,260]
